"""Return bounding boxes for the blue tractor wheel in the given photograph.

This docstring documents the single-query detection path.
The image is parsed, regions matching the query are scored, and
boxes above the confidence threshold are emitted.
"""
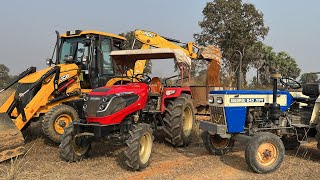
[245,132,285,174]
[201,131,234,155]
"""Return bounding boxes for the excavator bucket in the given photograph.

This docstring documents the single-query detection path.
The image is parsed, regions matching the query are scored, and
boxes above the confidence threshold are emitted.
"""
[0,113,26,162]
[199,45,222,86]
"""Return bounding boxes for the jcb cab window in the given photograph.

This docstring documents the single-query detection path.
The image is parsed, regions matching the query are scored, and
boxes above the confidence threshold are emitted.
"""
[60,37,88,64]
[101,39,114,75]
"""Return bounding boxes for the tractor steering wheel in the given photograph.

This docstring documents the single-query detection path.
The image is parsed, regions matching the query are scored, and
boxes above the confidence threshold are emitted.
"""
[133,74,152,83]
[279,77,301,89]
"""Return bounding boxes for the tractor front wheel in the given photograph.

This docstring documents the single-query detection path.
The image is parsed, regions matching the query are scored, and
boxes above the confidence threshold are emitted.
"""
[42,105,78,143]
[245,132,285,174]
[59,124,91,162]
[163,94,195,146]
[202,131,234,155]
[123,123,153,171]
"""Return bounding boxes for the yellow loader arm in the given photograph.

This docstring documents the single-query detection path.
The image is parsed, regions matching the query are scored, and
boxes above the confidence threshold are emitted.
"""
[134,30,199,59]
[132,30,222,86]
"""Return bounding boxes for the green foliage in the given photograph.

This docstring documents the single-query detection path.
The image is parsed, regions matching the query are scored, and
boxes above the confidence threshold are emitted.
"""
[119,31,142,50]
[300,73,318,84]
[0,64,11,88]
[258,45,301,85]
[194,0,269,86]
[0,64,18,89]
[118,31,152,74]
[273,52,300,78]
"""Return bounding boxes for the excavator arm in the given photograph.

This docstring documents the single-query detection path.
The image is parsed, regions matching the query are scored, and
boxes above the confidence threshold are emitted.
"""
[134,30,199,59]
[132,30,222,86]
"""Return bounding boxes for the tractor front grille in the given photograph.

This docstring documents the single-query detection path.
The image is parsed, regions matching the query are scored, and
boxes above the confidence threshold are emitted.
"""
[210,107,226,125]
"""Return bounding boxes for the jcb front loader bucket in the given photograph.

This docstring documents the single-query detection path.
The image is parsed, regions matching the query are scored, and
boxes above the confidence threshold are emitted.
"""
[0,113,25,162]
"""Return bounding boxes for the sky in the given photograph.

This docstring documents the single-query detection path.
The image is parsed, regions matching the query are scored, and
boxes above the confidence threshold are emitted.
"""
[0,0,319,78]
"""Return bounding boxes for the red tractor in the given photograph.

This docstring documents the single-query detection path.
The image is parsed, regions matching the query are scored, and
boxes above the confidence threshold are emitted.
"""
[59,48,195,170]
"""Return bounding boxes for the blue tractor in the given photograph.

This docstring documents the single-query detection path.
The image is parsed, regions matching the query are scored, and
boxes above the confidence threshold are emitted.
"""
[199,72,320,173]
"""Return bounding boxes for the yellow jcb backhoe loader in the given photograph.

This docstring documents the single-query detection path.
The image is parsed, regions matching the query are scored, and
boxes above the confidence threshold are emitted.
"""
[0,30,129,162]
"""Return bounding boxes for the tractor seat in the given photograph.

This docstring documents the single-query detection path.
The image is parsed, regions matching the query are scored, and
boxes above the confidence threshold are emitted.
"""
[149,77,163,96]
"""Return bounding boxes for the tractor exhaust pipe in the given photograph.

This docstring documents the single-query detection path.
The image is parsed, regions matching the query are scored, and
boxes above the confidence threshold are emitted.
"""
[270,71,281,125]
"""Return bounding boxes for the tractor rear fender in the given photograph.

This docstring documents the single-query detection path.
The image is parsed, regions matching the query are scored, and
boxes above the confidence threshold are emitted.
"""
[161,87,192,113]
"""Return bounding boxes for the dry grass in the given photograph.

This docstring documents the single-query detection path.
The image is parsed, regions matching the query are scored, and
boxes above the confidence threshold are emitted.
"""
[0,147,33,180]
[0,122,319,180]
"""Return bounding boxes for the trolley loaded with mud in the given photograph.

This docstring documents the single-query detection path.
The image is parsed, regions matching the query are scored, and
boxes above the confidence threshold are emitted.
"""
[199,71,320,173]
[59,48,196,171]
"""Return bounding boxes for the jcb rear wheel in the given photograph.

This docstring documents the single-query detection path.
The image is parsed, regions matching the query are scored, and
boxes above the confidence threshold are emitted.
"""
[123,123,153,171]
[42,105,78,143]
[163,94,195,146]
[59,124,91,162]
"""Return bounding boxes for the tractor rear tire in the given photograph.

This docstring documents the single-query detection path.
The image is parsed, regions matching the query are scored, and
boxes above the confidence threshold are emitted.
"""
[42,105,78,143]
[59,124,91,162]
[123,123,153,171]
[163,94,195,146]
[245,132,285,174]
[201,131,234,155]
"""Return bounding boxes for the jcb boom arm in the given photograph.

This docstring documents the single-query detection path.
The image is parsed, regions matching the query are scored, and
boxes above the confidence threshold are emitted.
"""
[134,30,199,59]
[0,67,36,93]
[131,30,222,86]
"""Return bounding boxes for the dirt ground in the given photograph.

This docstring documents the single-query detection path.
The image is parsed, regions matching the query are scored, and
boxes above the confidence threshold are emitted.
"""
[0,121,320,180]
[1,91,320,180]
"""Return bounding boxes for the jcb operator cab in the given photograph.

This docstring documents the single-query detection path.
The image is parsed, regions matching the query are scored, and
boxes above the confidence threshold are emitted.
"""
[49,30,126,89]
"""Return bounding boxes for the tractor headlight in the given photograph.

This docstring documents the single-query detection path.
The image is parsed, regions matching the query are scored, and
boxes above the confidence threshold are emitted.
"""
[217,97,223,104]
[83,104,87,111]
[83,95,89,102]
[208,96,214,103]
[102,96,109,103]
[97,104,108,112]
[166,90,176,96]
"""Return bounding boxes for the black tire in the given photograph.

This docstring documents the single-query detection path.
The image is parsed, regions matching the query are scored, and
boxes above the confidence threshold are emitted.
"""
[201,131,234,155]
[281,136,300,150]
[245,132,285,174]
[59,124,91,162]
[42,104,78,143]
[123,123,153,171]
[163,94,195,146]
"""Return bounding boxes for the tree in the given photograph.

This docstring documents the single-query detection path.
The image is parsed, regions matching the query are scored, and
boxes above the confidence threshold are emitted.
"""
[194,0,269,86]
[118,31,152,74]
[119,31,142,50]
[300,73,318,84]
[258,47,301,84]
[0,64,10,88]
[274,52,300,78]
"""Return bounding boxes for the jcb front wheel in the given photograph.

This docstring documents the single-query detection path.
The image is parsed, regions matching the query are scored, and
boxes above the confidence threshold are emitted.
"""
[42,105,78,143]
[123,123,154,171]
[245,132,285,174]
